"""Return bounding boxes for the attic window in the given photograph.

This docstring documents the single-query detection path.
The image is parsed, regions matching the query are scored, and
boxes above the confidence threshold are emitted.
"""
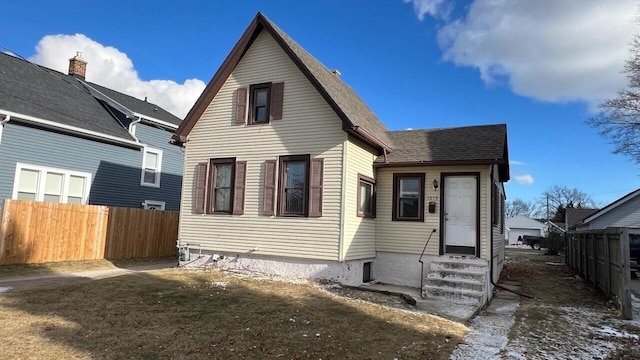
[250,83,271,124]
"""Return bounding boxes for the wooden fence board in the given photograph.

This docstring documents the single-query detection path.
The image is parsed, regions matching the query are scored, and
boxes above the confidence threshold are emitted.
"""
[0,200,178,265]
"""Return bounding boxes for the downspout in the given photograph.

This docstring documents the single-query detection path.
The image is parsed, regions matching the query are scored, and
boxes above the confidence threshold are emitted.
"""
[489,165,533,299]
[0,114,10,146]
[128,116,142,142]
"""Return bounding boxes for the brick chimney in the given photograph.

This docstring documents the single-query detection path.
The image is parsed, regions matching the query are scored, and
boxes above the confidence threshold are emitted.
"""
[68,52,87,80]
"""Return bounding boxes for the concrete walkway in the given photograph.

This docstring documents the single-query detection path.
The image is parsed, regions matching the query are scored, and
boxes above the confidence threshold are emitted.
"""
[0,261,176,293]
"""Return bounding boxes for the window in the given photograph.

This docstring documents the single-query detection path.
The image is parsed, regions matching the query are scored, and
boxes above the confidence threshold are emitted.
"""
[194,159,246,215]
[13,163,91,204]
[392,173,425,221]
[249,83,271,124]
[208,158,235,214]
[235,82,284,125]
[143,200,166,210]
[141,147,162,187]
[357,174,376,218]
[274,155,324,217]
[278,155,309,216]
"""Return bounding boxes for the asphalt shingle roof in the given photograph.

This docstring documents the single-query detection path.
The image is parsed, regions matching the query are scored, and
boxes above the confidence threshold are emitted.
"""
[0,52,134,140]
[88,83,182,126]
[377,124,508,164]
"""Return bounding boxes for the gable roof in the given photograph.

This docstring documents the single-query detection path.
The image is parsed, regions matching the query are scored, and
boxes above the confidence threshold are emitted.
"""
[374,124,510,181]
[574,188,640,227]
[0,52,181,147]
[172,12,392,152]
[506,215,545,229]
[0,52,134,141]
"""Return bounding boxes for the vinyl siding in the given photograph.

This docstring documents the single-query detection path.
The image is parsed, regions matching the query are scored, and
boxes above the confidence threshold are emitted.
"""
[341,138,377,261]
[582,195,640,229]
[490,165,505,277]
[179,31,346,261]
[0,122,182,211]
[375,165,491,260]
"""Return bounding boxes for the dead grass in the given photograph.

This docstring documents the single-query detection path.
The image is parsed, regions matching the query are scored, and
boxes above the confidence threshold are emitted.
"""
[0,257,175,279]
[0,268,467,359]
[499,249,637,359]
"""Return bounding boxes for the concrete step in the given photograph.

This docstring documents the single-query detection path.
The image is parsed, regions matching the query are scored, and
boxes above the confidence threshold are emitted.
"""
[430,260,488,273]
[428,268,486,282]
[424,277,485,293]
[422,285,484,305]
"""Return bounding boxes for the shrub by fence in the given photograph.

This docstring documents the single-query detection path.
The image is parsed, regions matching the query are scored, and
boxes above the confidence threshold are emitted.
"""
[566,228,632,319]
[0,200,179,265]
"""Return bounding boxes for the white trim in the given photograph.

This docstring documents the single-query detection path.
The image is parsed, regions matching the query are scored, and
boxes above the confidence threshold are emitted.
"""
[140,146,163,188]
[12,162,92,204]
[0,109,141,148]
[132,112,179,130]
[142,200,166,210]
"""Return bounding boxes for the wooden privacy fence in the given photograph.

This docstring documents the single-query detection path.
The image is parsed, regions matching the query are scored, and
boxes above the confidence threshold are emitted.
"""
[0,200,179,265]
[566,228,632,319]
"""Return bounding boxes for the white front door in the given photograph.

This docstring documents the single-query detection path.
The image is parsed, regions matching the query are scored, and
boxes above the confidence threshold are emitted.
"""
[444,175,477,255]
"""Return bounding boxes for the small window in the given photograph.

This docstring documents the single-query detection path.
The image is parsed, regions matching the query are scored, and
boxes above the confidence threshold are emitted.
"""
[278,155,310,216]
[392,173,425,221]
[249,83,271,124]
[143,200,166,210]
[208,158,235,214]
[141,147,162,187]
[357,174,376,218]
[13,163,91,204]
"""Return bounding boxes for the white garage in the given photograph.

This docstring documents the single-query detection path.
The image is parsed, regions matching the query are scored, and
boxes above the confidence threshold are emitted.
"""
[506,215,546,245]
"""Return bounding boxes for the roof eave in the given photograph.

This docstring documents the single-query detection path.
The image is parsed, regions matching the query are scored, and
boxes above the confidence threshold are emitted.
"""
[373,158,506,168]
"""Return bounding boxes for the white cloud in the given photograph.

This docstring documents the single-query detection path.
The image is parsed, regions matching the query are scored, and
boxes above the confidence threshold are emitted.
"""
[29,34,205,119]
[404,0,452,21]
[513,173,534,185]
[411,0,640,107]
[510,160,526,166]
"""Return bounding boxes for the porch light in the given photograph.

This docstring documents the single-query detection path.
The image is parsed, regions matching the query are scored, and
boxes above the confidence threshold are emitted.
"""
[433,179,439,191]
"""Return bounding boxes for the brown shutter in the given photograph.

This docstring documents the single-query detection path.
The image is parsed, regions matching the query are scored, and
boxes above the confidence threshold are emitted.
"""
[270,82,284,120]
[309,158,323,217]
[235,87,248,124]
[232,161,247,215]
[263,160,276,215]
[194,162,208,214]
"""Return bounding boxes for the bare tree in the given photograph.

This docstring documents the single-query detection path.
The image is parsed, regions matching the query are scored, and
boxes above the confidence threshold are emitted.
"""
[536,185,599,220]
[588,35,640,162]
[505,198,538,218]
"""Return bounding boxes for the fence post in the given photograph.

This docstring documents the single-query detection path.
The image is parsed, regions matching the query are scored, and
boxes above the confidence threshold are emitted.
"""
[603,233,610,298]
[619,228,632,320]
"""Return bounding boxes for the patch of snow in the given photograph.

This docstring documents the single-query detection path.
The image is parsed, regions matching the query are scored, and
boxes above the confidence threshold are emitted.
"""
[598,326,639,339]
[0,286,13,293]
[545,262,564,266]
[209,281,228,289]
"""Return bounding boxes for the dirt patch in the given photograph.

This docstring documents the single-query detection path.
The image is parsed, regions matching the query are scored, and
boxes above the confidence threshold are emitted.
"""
[0,268,467,359]
[498,249,640,359]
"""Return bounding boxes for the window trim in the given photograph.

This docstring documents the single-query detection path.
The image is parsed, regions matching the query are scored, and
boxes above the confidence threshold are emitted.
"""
[392,173,425,222]
[357,174,376,218]
[277,154,310,217]
[207,157,236,215]
[12,162,92,205]
[142,200,166,210]
[248,82,272,125]
[140,147,162,188]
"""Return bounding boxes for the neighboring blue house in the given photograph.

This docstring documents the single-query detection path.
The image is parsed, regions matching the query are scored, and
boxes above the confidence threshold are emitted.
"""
[0,53,183,211]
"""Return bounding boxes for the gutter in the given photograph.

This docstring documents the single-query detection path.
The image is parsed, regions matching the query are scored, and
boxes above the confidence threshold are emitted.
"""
[128,116,142,142]
[0,114,10,146]
[0,109,142,148]
[131,112,179,130]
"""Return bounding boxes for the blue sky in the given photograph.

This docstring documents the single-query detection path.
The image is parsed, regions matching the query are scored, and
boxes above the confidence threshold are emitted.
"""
[3,0,639,206]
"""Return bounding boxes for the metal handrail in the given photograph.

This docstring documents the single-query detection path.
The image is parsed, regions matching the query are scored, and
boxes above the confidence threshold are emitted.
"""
[419,229,437,298]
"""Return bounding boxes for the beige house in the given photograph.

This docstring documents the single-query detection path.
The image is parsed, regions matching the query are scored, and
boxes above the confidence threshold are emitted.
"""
[172,13,509,305]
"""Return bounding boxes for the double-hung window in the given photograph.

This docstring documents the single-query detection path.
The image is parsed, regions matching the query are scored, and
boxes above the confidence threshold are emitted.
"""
[357,174,376,218]
[13,163,91,204]
[141,147,162,187]
[249,83,271,124]
[278,155,309,216]
[208,158,235,214]
[392,173,425,221]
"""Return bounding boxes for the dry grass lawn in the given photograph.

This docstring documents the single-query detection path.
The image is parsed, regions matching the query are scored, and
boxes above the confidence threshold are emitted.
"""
[0,268,467,359]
